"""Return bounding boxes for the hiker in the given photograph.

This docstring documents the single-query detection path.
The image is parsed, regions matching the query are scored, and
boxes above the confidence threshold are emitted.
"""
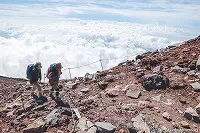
[26,62,43,99]
[47,63,63,99]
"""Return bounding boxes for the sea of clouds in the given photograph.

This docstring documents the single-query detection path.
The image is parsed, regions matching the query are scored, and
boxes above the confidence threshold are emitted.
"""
[0,19,196,80]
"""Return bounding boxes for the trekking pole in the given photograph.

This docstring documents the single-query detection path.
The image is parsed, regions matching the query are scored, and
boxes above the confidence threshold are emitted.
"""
[20,90,25,110]
[44,73,46,82]
[99,59,104,71]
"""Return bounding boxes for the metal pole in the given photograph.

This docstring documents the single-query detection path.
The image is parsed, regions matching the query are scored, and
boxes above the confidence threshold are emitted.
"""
[99,59,103,71]
[44,73,46,83]
[68,68,72,79]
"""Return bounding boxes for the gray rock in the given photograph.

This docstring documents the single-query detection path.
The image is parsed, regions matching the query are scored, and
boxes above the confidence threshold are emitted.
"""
[190,82,200,92]
[65,81,78,89]
[6,110,15,117]
[196,73,200,79]
[152,95,161,102]
[77,117,94,131]
[195,103,200,114]
[16,113,26,120]
[33,103,48,111]
[172,66,187,73]
[162,112,172,121]
[184,107,200,123]
[131,114,150,133]
[86,127,97,133]
[45,109,59,126]
[23,118,45,133]
[187,70,196,76]
[142,74,169,91]
[134,59,141,65]
[95,122,116,133]
[153,66,163,73]
[106,89,119,97]
[57,130,64,133]
[196,56,200,70]
[80,88,89,93]
[126,89,141,99]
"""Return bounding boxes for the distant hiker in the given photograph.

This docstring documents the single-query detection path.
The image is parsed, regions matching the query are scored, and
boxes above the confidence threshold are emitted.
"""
[47,63,63,99]
[26,62,43,99]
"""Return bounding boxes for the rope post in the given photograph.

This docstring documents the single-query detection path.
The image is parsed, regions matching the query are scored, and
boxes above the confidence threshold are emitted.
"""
[99,59,104,71]
[68,68,72,79]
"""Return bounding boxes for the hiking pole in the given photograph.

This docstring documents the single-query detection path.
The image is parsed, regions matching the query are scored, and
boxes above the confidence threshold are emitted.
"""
[44,73,46,82]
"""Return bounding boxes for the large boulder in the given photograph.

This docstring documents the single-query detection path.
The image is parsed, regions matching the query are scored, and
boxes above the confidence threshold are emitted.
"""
[142,74,169,91]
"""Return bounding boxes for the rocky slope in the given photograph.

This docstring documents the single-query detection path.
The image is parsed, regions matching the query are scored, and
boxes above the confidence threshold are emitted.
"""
[0,36,200,133]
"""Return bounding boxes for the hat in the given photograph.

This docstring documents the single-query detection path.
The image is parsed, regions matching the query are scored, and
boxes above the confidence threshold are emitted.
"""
[35,62,42,68]
[56,63,63,69]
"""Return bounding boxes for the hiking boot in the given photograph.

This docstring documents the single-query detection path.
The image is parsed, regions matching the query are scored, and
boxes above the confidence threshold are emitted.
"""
[38,95,48,103]
[56,91,59,97]
[32,94,38,100]
[49,93,55,100]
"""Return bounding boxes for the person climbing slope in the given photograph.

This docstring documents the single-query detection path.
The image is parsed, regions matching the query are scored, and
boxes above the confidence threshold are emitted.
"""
[47,63,63,99]
[26,62,43,99]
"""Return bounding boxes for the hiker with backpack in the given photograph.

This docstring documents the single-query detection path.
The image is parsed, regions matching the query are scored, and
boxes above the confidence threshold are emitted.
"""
[47,63,63,99]
[26,62,43,99]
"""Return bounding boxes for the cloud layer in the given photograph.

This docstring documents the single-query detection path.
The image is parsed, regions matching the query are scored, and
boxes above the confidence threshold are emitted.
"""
[0,20,195,79]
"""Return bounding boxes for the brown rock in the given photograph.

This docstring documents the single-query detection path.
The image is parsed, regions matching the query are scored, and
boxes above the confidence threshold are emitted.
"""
[98,81,108,90]
[180,121,190,129]
[179,97,187,104]
[23,118,45,133]
[126,89,141,99]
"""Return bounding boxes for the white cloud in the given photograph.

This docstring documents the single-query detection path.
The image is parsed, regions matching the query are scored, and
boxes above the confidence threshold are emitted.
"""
[0,20,194,79]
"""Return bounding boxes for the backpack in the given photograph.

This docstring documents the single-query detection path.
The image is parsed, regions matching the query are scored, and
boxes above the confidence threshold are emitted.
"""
[26,64,35,79]
[47,63,56,79]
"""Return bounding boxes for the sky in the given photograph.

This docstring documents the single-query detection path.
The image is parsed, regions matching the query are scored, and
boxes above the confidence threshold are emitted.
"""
[0,0,199,79]
[0,0,199,30]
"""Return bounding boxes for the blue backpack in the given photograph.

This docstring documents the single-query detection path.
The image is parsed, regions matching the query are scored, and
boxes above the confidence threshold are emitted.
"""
[50,63,56,71]
[26,64,35,79]
[46,63,57,79]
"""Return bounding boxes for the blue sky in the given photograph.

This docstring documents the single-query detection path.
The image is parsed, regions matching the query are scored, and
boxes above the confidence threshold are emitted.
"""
[0,0,200,33]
